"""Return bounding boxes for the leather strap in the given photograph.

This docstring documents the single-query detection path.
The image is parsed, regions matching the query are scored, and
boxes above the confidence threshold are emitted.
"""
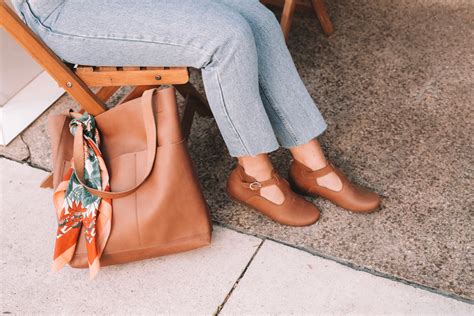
[73,89,158,199]
[294,160,334,178]
[309,163,334,178]
[242,173,281,191]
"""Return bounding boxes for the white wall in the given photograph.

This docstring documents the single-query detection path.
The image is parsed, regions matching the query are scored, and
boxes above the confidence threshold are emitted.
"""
[0,3,64,145]
[0,29,43,106]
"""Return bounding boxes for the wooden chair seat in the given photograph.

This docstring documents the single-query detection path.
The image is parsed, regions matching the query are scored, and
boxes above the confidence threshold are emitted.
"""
[75,66,189,86]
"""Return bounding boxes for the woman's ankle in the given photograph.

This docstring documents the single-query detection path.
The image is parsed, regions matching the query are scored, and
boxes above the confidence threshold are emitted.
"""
[289,139,327,171]
[237,154,274,181]
[236,154,285,204]
[289,139,342,191]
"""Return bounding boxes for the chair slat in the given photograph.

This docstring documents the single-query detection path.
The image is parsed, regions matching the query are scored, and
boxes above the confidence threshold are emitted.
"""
[123,67,141,71]
[76,67,189,86]
[99,66,117,72]
[76,66,94,73]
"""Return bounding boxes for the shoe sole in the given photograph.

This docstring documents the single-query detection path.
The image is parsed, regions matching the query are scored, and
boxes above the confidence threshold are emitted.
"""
[228,196,320,227]
[287,178,381,214]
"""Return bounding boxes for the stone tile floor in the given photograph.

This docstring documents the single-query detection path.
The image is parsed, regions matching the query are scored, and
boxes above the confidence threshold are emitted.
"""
[1,0,473,302]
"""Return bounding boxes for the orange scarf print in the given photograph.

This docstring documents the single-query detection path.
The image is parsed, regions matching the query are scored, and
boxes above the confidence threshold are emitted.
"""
[52,113,112,279]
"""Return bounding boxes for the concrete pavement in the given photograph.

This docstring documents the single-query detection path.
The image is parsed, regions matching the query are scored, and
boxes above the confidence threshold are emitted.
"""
[1,158,472,314]
[221,241,472,315]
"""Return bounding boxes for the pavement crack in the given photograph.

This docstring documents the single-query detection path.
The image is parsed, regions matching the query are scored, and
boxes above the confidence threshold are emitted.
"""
[19,134,31,163]
[214,239,265,315]
[213,221,474,305]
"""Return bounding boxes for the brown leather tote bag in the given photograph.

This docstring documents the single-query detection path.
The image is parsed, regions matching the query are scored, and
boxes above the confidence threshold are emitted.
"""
[48,87,212,268]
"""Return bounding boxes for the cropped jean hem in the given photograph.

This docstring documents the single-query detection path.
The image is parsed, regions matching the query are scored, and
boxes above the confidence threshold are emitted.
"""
[229,142,280,158]
[281,121,328,150]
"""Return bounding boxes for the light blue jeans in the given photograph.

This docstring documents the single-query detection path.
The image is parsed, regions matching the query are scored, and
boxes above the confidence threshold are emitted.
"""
[14,0,327,157]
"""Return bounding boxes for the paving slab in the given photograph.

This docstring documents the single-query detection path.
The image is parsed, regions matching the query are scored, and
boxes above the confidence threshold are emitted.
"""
[221,241,473,315]
[0,159,262,314]
[1,0,473,301]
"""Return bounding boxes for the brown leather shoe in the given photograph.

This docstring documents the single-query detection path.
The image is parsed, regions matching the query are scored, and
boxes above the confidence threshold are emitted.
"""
[289,160,381,213]
[226,164,320,226]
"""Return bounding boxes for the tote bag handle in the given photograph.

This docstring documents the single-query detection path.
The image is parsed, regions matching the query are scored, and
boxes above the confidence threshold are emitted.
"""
[73,88,158,199]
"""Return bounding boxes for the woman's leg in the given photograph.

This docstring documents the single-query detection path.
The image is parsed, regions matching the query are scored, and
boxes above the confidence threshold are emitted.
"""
[212,1,380,210]
[212,0,327,148]
[212,0,341,190]
[17,0,279,158]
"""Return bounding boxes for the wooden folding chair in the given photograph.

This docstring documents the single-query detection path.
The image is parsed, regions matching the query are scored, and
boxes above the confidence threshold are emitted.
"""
[0,3,212,143]
[262,0,334,41]
[1,3,213,188]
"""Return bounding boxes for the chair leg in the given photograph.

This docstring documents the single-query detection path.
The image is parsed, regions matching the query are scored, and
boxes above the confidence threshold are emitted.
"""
[39,174,54,189]
[175,82,213,141]
[180,94,196,141]
[175,82,212,118]
[96,86,120,102]
[281,0,297,41]
[118,85,158,104]
[310,0,334,36]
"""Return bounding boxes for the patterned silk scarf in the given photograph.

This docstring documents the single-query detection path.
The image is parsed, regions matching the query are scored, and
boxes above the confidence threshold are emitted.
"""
[52,113,112,279]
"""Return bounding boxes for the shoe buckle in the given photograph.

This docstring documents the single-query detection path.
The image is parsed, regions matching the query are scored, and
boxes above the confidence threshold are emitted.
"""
[249,181,262,190]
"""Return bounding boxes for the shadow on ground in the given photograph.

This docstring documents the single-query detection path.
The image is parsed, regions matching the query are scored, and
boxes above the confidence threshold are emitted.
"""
[1,0,472,301]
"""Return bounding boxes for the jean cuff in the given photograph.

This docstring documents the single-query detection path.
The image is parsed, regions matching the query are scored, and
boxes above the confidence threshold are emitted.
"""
[280,120,328,149]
